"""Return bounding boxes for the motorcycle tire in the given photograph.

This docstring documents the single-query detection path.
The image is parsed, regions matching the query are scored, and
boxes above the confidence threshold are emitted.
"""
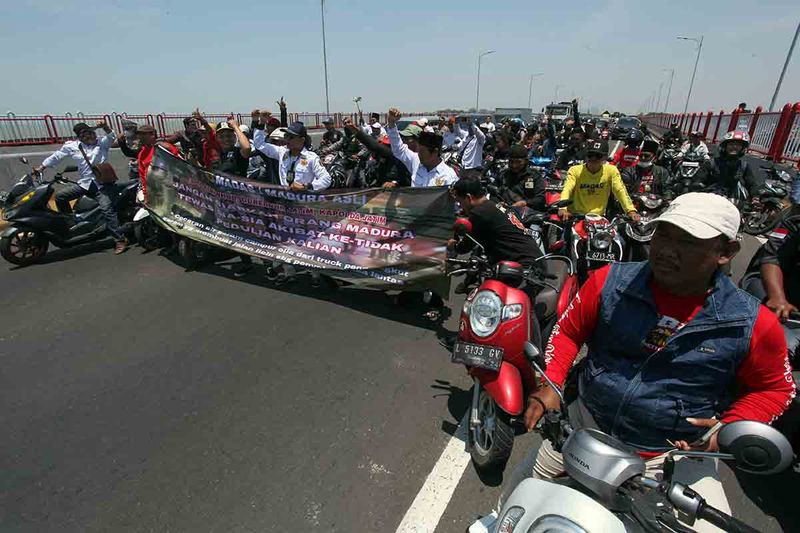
[177,238,209,271]
[0,230,49,266]
[469,388,515,473]
[134,218,161,252]
[742,206,781,236]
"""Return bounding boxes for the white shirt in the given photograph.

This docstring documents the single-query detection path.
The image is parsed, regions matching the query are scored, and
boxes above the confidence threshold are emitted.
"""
[481,121,496,133]
[456,122,486,170]
[386,126,459,188]
[41,131,117,189]
[680,141,710,160]
[253,129,332,190]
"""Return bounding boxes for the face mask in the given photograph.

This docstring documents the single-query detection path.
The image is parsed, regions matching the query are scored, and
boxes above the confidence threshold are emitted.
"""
[637,160,653,169]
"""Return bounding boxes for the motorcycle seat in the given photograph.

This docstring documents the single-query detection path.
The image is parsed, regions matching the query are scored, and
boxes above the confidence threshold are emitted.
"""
[73,196,98,213]
[533,258,569,320]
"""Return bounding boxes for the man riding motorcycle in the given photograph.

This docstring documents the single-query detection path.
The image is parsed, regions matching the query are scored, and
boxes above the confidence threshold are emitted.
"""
[555,128,587,171]
[754,206,800,356]
[611,128,644,168]
[449,176,545,294]
[342,118,411,188]
[620,139,673,198]
[320,118,343,148]
[662,121,684,147]
[558,139,639,221]
[697,130,763,200]
[34,121,128,254]
[509,193,794,533]
[496,144,546,211]
[680,130,710,160]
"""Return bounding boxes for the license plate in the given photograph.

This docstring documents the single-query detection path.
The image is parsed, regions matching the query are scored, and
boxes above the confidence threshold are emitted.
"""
[451,341,503,371]
[587,250,617,262]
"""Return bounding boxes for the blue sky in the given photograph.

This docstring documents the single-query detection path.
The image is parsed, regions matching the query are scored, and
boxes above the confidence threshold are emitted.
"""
[3,0,798,116]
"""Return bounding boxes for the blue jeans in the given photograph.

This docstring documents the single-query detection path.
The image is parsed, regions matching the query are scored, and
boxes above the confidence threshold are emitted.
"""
[54,182,124,242]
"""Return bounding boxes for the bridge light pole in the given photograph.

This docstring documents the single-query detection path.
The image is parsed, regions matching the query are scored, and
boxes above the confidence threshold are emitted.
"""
[769,19,800,111]
[476,50,495,111]
[678,36,704,114]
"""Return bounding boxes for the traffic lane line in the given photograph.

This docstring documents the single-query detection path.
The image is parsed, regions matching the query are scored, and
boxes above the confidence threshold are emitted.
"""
[395,412,471,533]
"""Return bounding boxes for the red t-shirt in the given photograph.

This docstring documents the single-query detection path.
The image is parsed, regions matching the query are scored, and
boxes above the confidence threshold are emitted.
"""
[545,265,795,424]
[138,142,179,197]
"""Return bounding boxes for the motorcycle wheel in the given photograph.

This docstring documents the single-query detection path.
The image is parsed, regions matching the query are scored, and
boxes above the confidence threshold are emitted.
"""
[469,388,514,472]
[742,206,781,236]
[0,230,49,266]
[134,218,161,251]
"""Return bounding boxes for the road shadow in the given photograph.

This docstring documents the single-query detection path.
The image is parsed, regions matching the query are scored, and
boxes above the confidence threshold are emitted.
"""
[7,238,114,269]
[732,467,800,532]
[157,250,460,334]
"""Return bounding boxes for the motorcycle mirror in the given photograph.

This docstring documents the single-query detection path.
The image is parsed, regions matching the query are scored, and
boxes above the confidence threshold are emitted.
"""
[523,342,546,372]
[19,156,28,165]
[453,218,473,237]
[717,420,793,475]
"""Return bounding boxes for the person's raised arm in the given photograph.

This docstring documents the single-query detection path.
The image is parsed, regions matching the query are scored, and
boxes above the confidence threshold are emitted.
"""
[227,115,251,159]
[117,134,140,158]
[97,120,116,149]
[385,107,416,173]
[470,120,486,146]
[37,143,71,172]
[277,97,288,127]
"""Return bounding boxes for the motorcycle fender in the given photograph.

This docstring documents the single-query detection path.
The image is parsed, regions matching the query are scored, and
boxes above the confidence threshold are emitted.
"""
[133,208,150,222]
[1,225,21,238]
[497,478,626,533]
[471,362,524,416]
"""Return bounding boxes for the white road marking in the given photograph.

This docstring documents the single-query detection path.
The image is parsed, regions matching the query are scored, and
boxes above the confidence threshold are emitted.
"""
[395,412,470,533]
[0,150,55,159]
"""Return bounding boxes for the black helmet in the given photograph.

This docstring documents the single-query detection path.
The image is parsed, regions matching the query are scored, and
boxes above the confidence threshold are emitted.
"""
[670,121,680,130]
[583,118,595,127]
[625,128,644,146]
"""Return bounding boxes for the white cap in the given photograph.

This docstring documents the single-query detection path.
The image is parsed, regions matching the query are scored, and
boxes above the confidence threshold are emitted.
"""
[269,127,288,140]
[646,192,740,241]
[371,121,382,129]
[417,117,429,127]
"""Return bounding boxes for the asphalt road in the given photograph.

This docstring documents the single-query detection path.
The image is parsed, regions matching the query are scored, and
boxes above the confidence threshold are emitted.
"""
[1,140,798,533]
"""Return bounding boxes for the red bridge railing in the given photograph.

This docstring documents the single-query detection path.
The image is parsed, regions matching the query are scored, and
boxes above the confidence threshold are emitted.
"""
[641,101,800,168]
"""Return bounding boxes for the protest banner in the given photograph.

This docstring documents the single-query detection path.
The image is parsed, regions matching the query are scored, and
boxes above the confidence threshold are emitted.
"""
[146,148,455,296]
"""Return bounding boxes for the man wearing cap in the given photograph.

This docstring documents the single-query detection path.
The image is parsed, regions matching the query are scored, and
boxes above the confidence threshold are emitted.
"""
[35,120,128,254]
[164,117,206,165]
[680,131,710,161]
[251,119,331,191]
[496,144,545,211]
[320,118,343,148]
[511,192,794,531]
[559,139,638,221]
[118,124,180,200]
[620,139,674,199]
[386,108,458,188]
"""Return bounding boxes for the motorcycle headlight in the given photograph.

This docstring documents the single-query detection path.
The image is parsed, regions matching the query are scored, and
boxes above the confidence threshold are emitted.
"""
[590,231,612,250]
[642,196,662,210]
[469,290,503,338]
[625,221,654,242]
[527,515,588,533]
[497,506,525,533]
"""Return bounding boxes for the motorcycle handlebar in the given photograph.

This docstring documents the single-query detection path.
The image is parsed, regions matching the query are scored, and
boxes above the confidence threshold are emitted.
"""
[697,503,759,533]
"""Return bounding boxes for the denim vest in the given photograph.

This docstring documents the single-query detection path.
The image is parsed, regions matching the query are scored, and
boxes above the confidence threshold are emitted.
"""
[579,262,760,451]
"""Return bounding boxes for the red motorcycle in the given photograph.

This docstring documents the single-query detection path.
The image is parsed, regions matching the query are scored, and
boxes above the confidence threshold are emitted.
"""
[447,217,578,472]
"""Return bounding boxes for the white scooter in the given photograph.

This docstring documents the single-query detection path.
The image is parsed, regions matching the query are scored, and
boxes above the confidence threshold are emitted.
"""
[470,342,793,533]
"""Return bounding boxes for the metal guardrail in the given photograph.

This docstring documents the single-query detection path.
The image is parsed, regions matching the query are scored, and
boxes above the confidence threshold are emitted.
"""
[0,110,437,147]
[641,101,800,168]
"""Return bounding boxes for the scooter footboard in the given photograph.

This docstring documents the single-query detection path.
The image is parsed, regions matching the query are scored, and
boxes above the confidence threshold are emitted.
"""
[471,362,524,416]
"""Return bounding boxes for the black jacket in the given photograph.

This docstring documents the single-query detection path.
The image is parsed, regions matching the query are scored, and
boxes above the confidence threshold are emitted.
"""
[620,164,674,199]
[351,128,411,187]
[698,156,763,198]
[556,145,586,170]
[321,128,344,147]
[497,167,546,211]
